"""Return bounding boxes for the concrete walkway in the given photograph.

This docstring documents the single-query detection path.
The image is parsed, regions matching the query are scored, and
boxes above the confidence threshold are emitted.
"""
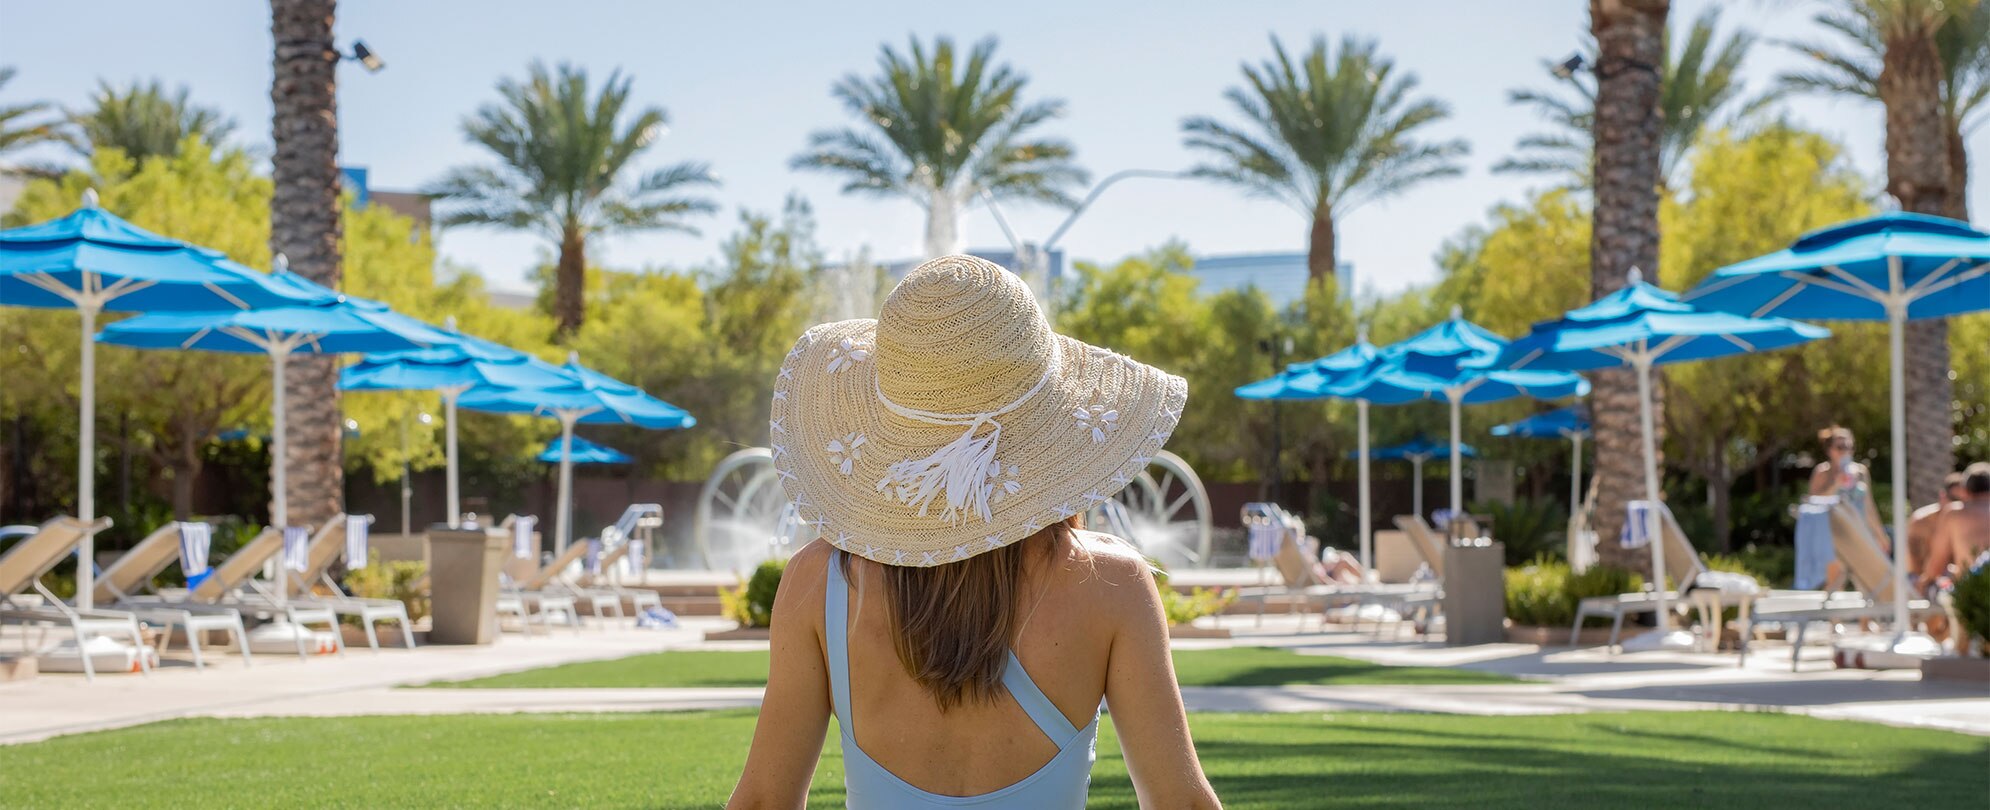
[4,614,1987,745]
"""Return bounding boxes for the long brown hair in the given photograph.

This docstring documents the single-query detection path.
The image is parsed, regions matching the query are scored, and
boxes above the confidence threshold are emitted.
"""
[846,517,1078,711]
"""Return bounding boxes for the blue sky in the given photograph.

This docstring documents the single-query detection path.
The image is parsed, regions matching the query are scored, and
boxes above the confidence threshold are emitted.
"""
[2,0,1980,297]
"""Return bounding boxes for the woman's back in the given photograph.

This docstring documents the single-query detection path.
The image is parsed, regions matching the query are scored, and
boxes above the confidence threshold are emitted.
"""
[826,531,1134,799]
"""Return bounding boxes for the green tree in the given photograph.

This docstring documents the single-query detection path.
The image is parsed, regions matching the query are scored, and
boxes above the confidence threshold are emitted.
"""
[0,66,65,170]
[429,61,719,338]
[792,35,1086,260]
[64,79,236,163]
[1182,35,1468,285]
[1496,8,1763,188]
[1659,124,1877,549]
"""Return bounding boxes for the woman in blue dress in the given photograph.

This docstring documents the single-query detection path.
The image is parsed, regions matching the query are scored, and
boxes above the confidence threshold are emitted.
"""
[1806,426,1888,591]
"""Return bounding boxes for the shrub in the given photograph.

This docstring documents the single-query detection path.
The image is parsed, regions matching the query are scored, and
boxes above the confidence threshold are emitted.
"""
[1152,561,1236,626]
[1472,498,1566,565]
[722,558,786,628]
[1954,565,1990,655]
[1504,558,1643,627]
[344,553,428,621]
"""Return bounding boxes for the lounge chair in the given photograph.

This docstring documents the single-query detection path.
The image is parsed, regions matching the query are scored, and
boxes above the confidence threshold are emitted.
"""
[92,522,253,670]
[281,515,416,651]
[137,521,344,659]
[495,538,584,636]
[0,516,152,681]
[1736,500,1942,669]
[1568,503,1706,649]
[574,531,663,618]
[1235,506,1437,637]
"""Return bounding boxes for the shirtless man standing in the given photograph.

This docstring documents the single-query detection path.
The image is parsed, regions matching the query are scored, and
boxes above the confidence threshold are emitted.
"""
[1920,463,1990,591]
[1909,472,1969,586]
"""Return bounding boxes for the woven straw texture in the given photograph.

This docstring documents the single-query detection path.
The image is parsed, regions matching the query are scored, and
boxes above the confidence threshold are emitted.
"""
[770,255,1187,567]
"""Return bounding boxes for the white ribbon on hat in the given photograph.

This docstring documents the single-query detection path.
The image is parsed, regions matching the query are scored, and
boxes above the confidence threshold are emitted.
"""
[874,362,1054,525]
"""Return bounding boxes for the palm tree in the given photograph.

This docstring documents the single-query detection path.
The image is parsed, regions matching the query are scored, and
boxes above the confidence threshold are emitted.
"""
[66,79,236,162]
[792,35,1087,260]
[0,67,66,169]
[269,0,345,531]
[429,61,718,337]
[1586,0,1670,572]
[1498,8,1761,188]
[1182,35,1468,284]
[1775,0,1989,218]
[1775,0,1971,503]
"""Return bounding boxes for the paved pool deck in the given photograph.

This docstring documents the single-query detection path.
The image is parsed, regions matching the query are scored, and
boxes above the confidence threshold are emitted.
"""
[3,614,1985,744]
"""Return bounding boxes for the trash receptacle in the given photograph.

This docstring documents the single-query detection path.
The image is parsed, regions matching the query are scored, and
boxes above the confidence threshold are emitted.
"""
[428,526,505,645]
[1441,540,1506,647]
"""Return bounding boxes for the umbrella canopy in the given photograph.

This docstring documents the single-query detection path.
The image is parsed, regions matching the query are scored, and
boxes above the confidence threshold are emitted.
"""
[1235,337,1383,568]
[1497,269,1826,649]
[1356,434,1478,461]
[458,354,694,551]
[1493,406,1592,525]
[1329,310,1589,520]
[537,435,633,465]
[341,320,573,525]
[98,259,453,533]
[0,192,312,609]
[1686,213,1989,654]
[1491,406,1590,439]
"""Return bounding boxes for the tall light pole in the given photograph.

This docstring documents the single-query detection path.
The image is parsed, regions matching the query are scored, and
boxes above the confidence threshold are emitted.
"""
[401,410,431,535]
[976,169,1187,310]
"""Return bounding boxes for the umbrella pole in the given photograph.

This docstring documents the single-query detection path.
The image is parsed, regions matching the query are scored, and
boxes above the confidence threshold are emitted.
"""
[1449,393,1464,521]
[556,411,577,554]
[1886,305,1911,636]
[1358,399,1372,573]
[443,385,464,528]
[1412,457,1424,519]
[1635,354,1670,633]
[76,304,98,610]
[270,345,291,606]
[1570,432,1584,524]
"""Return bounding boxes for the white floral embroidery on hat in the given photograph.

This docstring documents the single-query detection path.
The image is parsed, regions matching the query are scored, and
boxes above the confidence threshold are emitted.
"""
[825,337,872,374]
[827,432,866,475]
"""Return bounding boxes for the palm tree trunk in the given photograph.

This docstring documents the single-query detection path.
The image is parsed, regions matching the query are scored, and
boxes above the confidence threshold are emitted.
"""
[924,187,962,259]
[554,224,586,338]
[269,0,343,531]
[1587,0,1669,574]
[1307,212,1337,286]
[1881,22,1956,509]
[1946,118,1969,220]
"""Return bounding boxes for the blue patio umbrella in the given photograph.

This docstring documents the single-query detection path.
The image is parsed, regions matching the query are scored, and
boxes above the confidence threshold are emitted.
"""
[458,353,694,551]
[537,435,634,465]
[98,257,454,534]
[341,319,573,526]
[1497,268,1827,649]
[1686,213,1990,651]
[1347,434,1478,519]
[1236,335,1385,568]
[0,191,310,608]
[1492,406,1591,523]
[1328,309,1590,520]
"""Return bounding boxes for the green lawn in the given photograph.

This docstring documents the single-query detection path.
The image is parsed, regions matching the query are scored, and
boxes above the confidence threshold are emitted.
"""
[1,711,1981,808]
[419,647,1517,688]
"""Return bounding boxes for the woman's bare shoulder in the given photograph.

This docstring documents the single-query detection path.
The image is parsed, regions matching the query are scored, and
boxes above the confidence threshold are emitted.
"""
[772,539,834,618]
[1057,530,1160,598]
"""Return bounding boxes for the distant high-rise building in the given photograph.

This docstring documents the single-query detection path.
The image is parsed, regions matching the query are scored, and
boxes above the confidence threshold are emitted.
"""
[1185,251,1351,309]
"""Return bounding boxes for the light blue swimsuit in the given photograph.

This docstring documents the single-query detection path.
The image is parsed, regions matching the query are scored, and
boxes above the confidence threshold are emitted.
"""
[826,550,1099,808]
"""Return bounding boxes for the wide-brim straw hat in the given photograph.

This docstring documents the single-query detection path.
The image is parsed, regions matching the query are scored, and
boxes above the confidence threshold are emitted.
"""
[771,255,1188,567]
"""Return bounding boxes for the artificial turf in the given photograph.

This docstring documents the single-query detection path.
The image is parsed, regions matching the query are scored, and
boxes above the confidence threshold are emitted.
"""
[1,711,1982,808]
[416,646,1519,688]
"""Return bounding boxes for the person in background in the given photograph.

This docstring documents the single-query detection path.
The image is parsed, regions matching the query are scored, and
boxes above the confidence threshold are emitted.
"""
[1910,472,1970,588]
[1809,426,1887,592]
[1920,464,1990,593]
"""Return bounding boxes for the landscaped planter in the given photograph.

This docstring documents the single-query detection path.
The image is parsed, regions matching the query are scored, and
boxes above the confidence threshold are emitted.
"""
[1507,624,1617,646]
[704,626,772,641]
[1919,655,1990,684]
[1168,625,1233,639]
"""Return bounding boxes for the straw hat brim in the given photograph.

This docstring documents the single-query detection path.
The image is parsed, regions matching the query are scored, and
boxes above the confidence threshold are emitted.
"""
[771,319,1187,567]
